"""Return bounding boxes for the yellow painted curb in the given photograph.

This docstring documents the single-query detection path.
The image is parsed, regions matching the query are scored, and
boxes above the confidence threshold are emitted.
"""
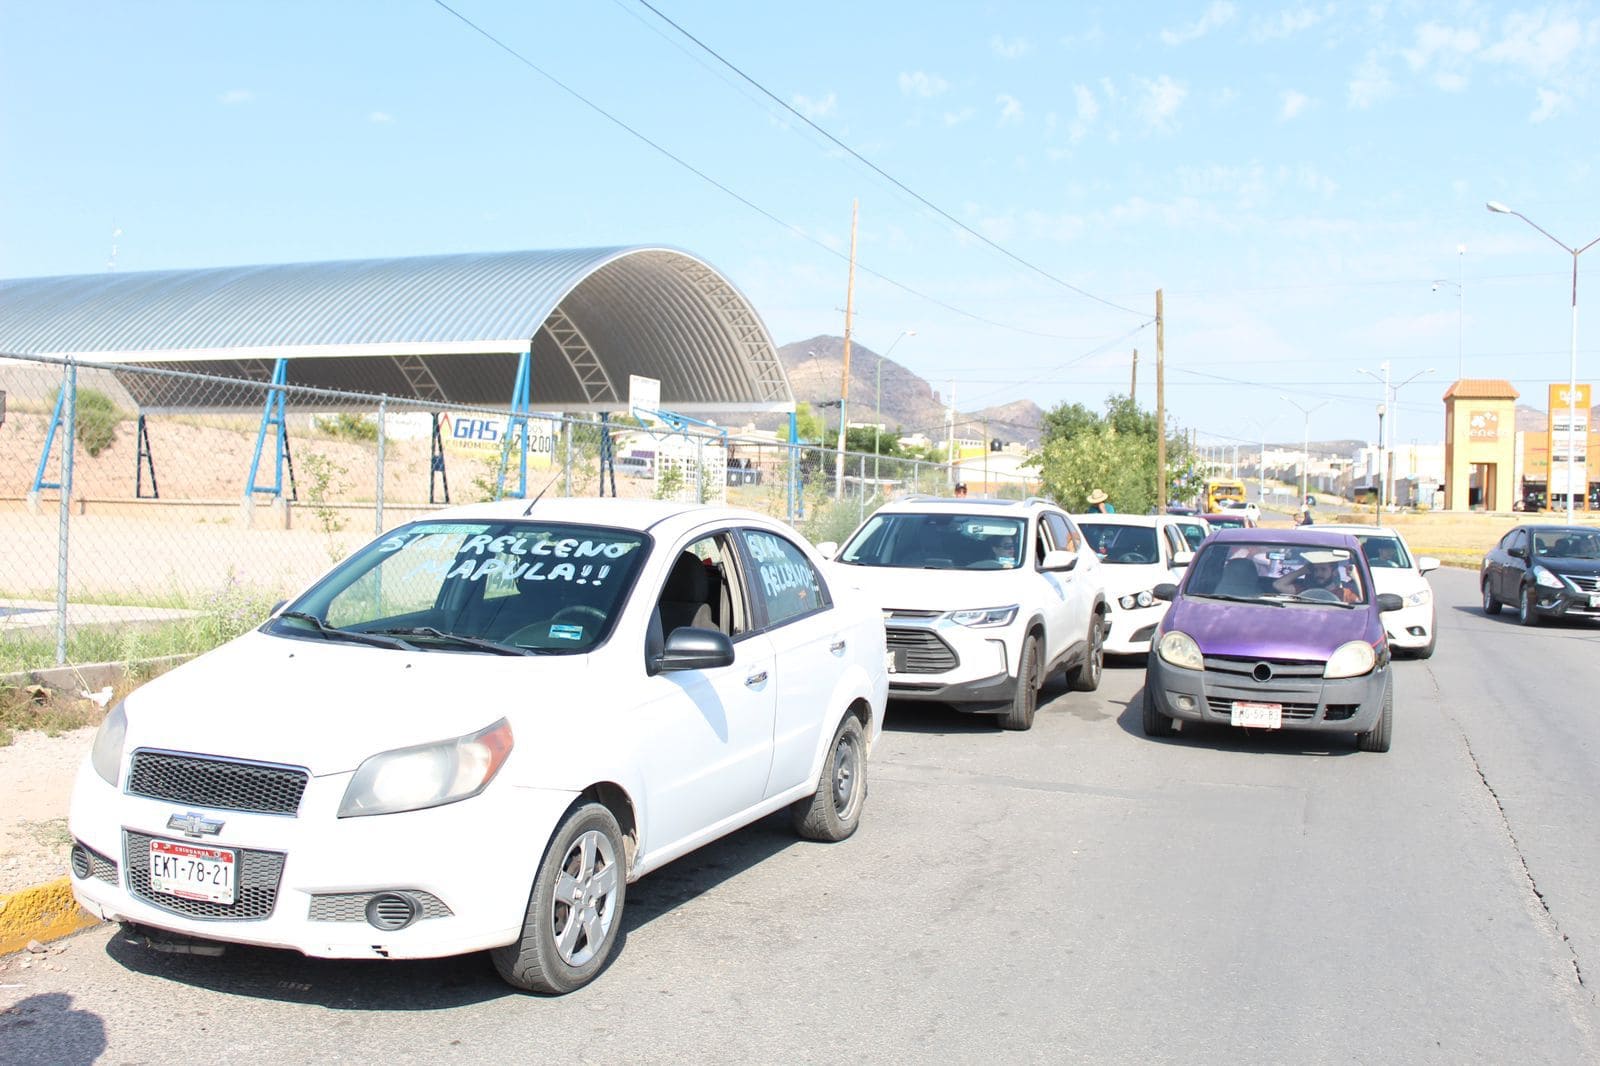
[0,877,102,955]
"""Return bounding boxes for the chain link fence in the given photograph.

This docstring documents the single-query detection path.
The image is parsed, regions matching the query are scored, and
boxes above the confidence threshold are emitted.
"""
[1,352,1015,673]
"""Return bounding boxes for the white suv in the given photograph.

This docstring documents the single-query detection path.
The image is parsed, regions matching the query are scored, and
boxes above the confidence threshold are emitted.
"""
[821,496,1107,730]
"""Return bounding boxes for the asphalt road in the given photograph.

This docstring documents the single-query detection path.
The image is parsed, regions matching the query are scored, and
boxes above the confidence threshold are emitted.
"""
[4,567,1599,1064]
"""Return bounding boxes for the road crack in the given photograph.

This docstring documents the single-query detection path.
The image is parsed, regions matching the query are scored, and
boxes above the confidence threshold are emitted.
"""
[1428,662,1588,991]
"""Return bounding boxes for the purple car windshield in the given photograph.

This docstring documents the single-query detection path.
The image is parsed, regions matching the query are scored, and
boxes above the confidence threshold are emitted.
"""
[1188,541,1366,604]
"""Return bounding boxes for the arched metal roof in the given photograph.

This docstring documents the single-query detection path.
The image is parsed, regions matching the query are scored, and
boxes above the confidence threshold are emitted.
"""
[0,247,793,413]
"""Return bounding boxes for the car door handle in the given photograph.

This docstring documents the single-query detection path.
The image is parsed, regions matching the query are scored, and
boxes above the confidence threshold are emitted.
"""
[745,670,768,687]
[829,639,847,654]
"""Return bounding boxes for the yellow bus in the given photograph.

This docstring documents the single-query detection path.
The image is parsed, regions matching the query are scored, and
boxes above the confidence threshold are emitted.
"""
[1203,478,1247,512]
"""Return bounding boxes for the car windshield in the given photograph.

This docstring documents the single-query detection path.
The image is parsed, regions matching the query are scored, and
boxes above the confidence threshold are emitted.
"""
[1081,523,1159,564]
[1186,541,1367,605]
[1355,534,1412,569]
[1175,521,1209,551]
[270,520,649,653]
[838,513,1025,571]
[1533,529,1600,560]
[1205,514,1246,528]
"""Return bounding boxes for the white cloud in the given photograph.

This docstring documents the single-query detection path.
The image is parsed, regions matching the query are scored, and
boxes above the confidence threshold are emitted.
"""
[943,106,976,126]
[899,71,948,98]
[1482,9,1589,80]
[1530,87,1568,122]
[1069,84,1099,142]
[1161,2,1237,45]
[1403,22,1480,70]
[997,93,1024,125]
[1435,72,1469,92]
[792,92,837,119]
[1061,26,1105,48]
[1347,50,1393,108]
[990,35,1031,59]
[368,111,395,124]
[1248,5,1327,42]
[218,89,255,105]
[1136,75,1187,130]
[1281,89,1310,119]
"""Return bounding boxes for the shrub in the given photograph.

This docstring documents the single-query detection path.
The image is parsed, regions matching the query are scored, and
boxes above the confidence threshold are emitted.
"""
[52,386,126,457]
[314,412,380,443]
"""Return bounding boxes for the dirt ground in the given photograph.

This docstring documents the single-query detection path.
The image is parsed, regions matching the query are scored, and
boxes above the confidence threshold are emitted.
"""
[0,726,93,895]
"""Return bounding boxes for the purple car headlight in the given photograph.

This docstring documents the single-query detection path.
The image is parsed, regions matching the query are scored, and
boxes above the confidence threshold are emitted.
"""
[1157,631,1203,671]
[1324,641,1377,679]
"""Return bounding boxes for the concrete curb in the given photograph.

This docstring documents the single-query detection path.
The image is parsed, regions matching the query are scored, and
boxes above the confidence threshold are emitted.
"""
[0,876,102,955]
[0,653,195,694]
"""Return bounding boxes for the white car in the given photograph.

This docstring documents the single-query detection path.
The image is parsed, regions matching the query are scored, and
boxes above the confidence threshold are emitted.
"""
[1215,499,1262,521]
[820,496,1107,731]
[1074,514,1194,655]
[69,499,887,994]
[1317,523,1438,657]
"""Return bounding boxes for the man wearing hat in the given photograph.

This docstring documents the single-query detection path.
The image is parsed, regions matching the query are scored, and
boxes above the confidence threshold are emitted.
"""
[1086,488,1114,513]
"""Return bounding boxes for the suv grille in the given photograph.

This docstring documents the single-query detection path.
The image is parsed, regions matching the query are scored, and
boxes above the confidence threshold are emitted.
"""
[124,830,286,920]
[128,750,308,816]
[886,627,958,673]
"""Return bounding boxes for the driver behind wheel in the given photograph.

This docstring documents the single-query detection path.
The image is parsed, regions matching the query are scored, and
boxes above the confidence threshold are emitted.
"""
[1272,551,1360,604]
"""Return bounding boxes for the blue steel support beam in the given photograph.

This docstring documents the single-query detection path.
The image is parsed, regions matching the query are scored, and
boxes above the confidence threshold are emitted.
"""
[495,350,532,499]
[30,382,68,493]
[246,359,290,497]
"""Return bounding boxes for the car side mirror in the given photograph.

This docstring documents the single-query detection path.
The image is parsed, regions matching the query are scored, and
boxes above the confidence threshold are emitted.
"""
[1417,556,1440,575]
[1172,551,1194,568]
[1041,548,1078,572]
[1376,593,1404,613]
[654,627,735,672]
[1508,546,1527,560]
[815,541,838,560]
[1153,583,1178,601]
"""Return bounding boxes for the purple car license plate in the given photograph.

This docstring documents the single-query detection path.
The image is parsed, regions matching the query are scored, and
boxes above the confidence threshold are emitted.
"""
[1231,701,1282,729]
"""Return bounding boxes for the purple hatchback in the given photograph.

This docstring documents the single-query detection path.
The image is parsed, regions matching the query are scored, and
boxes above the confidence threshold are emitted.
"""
[1142,528,1404,752]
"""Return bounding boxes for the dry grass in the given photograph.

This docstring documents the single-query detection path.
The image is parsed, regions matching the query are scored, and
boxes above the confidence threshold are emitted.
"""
[1316,509,1600,567]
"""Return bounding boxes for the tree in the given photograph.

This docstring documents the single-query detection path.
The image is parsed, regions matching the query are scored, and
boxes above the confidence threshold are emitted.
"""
[1029,395,1196,513]
[783,402,826,445]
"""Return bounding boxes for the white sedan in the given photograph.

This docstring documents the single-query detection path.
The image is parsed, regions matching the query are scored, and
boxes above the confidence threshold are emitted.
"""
[69,499,887,994]
[1317,523,1439,658]
[1074,514,1194,654]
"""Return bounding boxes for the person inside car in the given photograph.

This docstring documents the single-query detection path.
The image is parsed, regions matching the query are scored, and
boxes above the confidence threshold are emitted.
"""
[1273,553,1359,603]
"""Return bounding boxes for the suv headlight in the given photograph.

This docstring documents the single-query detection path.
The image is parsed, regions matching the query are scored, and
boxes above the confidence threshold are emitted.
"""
[339,719,514,818]
[1324,641,1377,679]
[1118,590,1157,610]
[1532,565,1565,589]
[949,605,1018,628]
[91,701,128,787]
[1156,631,1204,670]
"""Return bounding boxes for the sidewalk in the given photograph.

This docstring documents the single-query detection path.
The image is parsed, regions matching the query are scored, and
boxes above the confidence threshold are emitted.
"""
[0,727,100,952]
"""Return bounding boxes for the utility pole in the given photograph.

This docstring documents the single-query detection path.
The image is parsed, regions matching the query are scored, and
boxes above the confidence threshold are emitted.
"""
[1130,349,1138,403]
[945,380,956,490]
[1155,289,1166,514]
[835,199,858,499]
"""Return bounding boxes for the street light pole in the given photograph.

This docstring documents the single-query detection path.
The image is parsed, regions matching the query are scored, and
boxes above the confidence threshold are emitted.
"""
[1488,202,1600,521]
[1250,416,1277,509]
[875,330,915,492]
[1279,396,1327,505]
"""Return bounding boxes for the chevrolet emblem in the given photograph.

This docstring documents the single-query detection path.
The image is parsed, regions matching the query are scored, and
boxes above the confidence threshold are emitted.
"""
[167,812,225,838]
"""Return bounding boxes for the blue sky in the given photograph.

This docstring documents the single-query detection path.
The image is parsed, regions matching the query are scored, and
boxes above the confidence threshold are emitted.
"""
[3,1,1597,447]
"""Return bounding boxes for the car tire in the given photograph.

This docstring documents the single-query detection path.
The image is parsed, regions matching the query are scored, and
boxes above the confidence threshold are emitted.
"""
[1481,581,1501,616]
[1000,635,1041,731]
[1356,680,1393,753]
[1141,684,1175,738]
[1518,584,1541,627]
[792,714,867,842]
[491,802,626,995]
[1067,614,1105,692]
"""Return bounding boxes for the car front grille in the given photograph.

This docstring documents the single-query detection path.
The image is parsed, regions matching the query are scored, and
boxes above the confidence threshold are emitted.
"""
[1202,655,1324,679]
[124,830,286,921]
[71,840,119,885]
[1206,697,1318,721]
[128,750,308,816]
[308,891,453,922]
[1565,574,1600,593]
[885,627,959,673]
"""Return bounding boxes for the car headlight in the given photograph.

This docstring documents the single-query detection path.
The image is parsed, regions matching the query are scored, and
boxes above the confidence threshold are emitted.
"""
[949,605,1019,628]
[1156,631,1204,671]
[1117,590,1157,610]
[91,701,128,787]
[1532,565,1565,589]
[339,718,514,818]
[1324,641,1377,679]
[1406,588,1432,607]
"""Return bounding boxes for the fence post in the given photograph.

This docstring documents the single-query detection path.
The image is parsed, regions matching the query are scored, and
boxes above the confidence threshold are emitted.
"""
[858,453,866,523]
[55,358,78,666]
[563,416,572,498]
[695,435,706,504]
[375,396,387,534]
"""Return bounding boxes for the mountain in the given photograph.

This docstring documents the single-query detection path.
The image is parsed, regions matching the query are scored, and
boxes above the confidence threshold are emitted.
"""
[774,335,1045,446]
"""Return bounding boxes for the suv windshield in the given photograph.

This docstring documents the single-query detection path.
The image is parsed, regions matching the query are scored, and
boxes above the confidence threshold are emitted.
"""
[838,512,1026,571]
[269,520,648,653]
[1187,541,1367,605]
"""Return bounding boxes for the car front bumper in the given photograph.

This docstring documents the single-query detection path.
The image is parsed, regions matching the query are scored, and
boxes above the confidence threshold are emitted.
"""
[1382,601,1435,649]
[1533,585,1600,620]
[68,755,577,961]
[1102,602,1167,656]
[885,621,1019,712]
[1145,653,1390,734]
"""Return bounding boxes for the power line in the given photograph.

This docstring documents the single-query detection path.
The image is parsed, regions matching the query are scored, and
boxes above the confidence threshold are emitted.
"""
[630,0,1147,320]
[429,0,1107,344]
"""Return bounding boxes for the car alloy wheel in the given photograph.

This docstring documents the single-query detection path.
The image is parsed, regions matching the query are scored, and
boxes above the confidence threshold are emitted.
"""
[1518,584,1540,627]
[1482,581,1501,616]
